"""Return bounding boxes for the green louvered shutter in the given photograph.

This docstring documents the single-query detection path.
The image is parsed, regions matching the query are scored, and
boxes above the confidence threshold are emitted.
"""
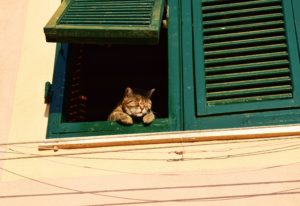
[192,0,300,116]
[44,0,165,44]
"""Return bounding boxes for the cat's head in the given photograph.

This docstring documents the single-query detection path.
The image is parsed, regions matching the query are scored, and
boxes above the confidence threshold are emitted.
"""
[121,87,155,117]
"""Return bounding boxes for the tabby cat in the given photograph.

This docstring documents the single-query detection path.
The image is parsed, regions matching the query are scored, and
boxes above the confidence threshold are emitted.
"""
[108,87,155,125]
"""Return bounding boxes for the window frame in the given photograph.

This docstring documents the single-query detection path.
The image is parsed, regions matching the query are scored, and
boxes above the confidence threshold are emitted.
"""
[46,0,300,139]
[46,0,183,138]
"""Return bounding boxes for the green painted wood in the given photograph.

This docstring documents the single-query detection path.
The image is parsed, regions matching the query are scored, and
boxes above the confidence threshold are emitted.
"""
[50,113,170,137]
[205,51,288,66]
[207,85,292,100]
[208,94,293,106]
[185,108,300,131]
[203,5,282,19]
[205,60,289,74]
[202,0,281,12]
[204,28,285,42]
[206,68,290,82]
[204,20,285,35]
[182,0,199,128]
[292,0,300,56]
[203,13,283,27]
[205,35,286,50]
[44,0,165,44]
[192,0,300,116]
[205,44,287,58]
[206,76,291,91]
[46,43,68,139]
[181,0,300,131]
[168,0,183,131]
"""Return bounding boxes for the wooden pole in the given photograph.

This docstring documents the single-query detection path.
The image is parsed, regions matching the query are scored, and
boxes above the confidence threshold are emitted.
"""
[38,124,300,151]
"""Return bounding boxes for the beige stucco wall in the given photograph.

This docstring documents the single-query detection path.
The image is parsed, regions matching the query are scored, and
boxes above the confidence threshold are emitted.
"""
[1,1,300,205]
[7,0,57,143]
[0,0,57,143]
[0,1,28,144]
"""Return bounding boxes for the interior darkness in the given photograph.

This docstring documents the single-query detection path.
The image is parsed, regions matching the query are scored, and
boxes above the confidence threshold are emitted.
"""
[63,30,168,122]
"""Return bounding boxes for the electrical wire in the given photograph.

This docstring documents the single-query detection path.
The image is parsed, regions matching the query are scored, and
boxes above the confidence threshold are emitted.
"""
[1,135,300,161]
[1,142,300,176]
[1,165,300,204]
[0,166,154,203]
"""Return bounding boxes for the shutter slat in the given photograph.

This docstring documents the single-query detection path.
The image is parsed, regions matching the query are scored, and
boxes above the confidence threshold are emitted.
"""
[58,20,151,25]
[209,93,292,105]
[205,36,286,51]
[69,3,154,7]
[207,76,291,91]
[205,51,288,66]
[203,13,283,28]
[206,68,290,82]
[204,20,284,35]
[201,0,293,105]
[202,0,281,12]
[73,0,152,3]
[203,5,282,20]
[204,28,285,43]
[205,60,289,75]
[205,44,287,58]
[63,13,151,17]
[59,0,154,26]
[67,7,153,11]
[207,85,292,100]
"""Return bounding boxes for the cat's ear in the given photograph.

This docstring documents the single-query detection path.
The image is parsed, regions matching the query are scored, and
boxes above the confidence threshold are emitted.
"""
[124,87,133,96]
[147,88,155,98]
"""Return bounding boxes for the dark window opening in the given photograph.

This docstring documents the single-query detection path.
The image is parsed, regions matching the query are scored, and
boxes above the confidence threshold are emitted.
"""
[63,30,168,123]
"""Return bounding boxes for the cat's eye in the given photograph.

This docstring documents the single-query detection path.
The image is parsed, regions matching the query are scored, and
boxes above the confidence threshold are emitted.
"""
[126,100,134,104]
[127,102,137,107]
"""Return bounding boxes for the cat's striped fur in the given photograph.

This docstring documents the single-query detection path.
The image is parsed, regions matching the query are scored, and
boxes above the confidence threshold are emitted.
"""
[108,87,155,125]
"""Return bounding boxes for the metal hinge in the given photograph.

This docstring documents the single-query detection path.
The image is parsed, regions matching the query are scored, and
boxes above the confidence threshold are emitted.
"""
[44,81,52,104]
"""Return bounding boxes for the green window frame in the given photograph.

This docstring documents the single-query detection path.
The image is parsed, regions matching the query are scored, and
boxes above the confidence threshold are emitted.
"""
[44,0,165,44]
[45,0,300,139]
[45,0,182,138]
[182,0,300,130]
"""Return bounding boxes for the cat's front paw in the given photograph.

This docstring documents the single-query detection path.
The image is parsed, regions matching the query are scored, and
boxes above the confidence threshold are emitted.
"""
[119,115,133,125]
[143,112,155,125]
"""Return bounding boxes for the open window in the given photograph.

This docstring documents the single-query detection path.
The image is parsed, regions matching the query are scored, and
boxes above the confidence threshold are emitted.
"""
[45,0,182,138]
[64,40,168,123]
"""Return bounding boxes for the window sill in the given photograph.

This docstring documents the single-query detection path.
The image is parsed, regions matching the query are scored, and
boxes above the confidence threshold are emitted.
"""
[39,124,300,151]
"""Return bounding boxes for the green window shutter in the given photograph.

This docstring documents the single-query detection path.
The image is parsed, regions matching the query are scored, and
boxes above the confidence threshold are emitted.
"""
[193,0,300,116]
[44,0,165,44]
